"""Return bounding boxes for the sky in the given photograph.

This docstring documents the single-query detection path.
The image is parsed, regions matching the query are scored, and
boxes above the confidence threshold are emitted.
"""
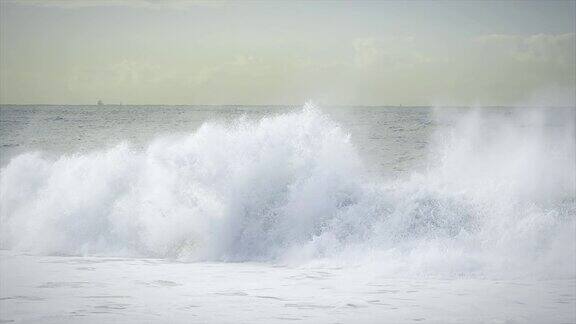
[0,0,575,106]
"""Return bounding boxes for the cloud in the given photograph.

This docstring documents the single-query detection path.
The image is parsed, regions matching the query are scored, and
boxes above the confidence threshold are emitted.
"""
[7,0,227,10]
[352,37,432,70]
[475,33,576,66]
[65,59,168,103]
[353,38,383,69]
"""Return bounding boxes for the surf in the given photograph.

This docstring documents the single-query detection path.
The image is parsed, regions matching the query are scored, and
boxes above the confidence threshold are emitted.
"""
[0,104,574,279]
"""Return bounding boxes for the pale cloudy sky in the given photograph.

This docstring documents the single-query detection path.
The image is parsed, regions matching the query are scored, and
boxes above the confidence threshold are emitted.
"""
[1,0,574,105]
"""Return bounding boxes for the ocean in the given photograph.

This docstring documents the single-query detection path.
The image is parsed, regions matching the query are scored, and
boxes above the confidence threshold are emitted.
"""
[0,104,575,323]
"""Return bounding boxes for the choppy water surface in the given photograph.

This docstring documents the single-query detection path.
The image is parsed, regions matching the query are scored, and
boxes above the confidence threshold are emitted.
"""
[0,105,433,175]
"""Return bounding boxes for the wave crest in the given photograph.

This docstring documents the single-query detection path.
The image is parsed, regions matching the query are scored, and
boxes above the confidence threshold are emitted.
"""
[1,105,574,278]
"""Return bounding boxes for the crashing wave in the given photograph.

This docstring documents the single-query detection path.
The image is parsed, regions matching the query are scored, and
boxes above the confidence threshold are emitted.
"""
[1,104,574,278]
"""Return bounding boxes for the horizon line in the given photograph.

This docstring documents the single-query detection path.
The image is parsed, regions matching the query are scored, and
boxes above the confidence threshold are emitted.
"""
[1,103,575,109]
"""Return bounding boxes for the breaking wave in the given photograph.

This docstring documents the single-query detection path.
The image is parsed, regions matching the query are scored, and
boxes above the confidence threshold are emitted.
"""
[1,104,574,278]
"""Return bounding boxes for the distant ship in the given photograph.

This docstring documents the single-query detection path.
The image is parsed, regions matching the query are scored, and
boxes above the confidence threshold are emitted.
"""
[97,100,104,106]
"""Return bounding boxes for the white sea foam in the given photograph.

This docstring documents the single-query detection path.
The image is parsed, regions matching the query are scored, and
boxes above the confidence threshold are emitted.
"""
[1,103,574,278]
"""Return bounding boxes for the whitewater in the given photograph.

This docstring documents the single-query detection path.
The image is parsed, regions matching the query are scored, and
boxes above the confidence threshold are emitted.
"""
[0,103,574,323]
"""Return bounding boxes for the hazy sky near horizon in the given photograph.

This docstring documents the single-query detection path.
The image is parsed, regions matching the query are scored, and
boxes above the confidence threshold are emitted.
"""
[1,0,575,105]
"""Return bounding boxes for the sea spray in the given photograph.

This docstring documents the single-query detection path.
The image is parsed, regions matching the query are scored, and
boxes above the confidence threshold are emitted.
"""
[0,104,574,278]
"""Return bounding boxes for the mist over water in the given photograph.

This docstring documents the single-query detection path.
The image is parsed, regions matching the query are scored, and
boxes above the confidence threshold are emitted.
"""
[0,104,574,279]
